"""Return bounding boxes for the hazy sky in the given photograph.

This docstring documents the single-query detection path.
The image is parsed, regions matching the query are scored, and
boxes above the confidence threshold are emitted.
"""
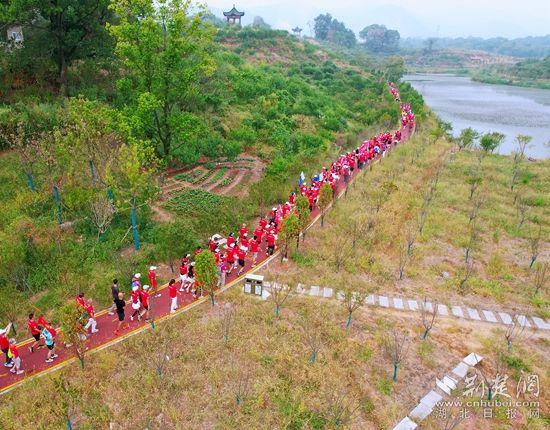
[206,0,550,39]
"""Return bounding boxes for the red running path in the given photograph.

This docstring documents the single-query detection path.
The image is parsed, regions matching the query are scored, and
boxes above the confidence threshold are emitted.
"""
[0,123,413,396]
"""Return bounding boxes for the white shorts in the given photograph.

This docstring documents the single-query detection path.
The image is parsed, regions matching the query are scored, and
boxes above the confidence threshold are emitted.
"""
[131,302,141,310]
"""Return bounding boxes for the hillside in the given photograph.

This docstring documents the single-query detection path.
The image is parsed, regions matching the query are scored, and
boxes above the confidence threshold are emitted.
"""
[0,27,424,340]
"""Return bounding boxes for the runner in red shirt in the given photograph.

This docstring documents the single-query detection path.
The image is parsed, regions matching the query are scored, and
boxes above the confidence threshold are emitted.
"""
[239,224,248,239]
[236,247,247,275]
[84,299,98,334]
[27,313,43,353]
[266,232,276,256]
[0,323,12,367]
[226,245,236,273]
[76,293,86,309]
[250,237,260,266]
[240,235,249,250]
[130,286,141,322]
[253,226,263,243]
[259,217,268,230]
[140,285,151,321]
[148,266,159,297]
[168,279,178,313]
[226,233,236,248]
[179,263,189,292]
[8,339,23,375]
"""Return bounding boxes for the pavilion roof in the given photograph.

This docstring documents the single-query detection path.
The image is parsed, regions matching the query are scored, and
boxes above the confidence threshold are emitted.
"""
[223,5,245,17]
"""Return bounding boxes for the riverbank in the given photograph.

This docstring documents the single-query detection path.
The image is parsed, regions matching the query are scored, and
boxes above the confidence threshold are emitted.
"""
[405,73,550,159]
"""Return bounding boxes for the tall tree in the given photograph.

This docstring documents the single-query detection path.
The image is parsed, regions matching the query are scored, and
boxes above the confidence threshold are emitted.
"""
[109,0,216,159]
[3,0,113,94]
[106,144,157,250]
[360,24,400,53]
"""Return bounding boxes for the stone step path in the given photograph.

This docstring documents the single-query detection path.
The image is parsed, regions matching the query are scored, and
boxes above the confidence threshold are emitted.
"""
[264,284,550,331]
[393,352,484,429]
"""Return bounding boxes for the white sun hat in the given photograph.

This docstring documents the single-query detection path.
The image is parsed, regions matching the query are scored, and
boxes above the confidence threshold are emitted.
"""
[143,285,150,290]
[134,273,141,279]
[149,266,157,271]
[132,285,139,292]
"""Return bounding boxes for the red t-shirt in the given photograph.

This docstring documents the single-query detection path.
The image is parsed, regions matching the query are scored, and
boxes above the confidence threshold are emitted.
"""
[76,296,85,308]
[131,291,140,304]
[267,234,275,246]
[169,284,177,298]
[179,265,188,276]
[226,248,235,263]
[253,228,263,241]
[37,316,48,328]
[8,344,18,359]
[259,218,267,229]
[241,237,249,248]
[148,270,157,288]
[239,227,248,238]
[0,334,8,350]
[237,249,246,260]
[250,239,259,253]
[28,318,40,335]
[140,291,149,307]
[226,236,235,247]
[85,304,95,319]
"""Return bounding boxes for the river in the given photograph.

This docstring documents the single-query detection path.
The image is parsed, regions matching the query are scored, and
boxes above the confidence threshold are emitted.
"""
[405,74,550,159]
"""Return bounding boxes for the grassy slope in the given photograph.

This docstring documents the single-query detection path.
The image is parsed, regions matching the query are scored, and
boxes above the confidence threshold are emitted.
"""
[0,125,547,430]
[266,118,549,316]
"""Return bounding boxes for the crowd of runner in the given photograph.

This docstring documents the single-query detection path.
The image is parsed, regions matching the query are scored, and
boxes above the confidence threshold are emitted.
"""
[0,84,413,376]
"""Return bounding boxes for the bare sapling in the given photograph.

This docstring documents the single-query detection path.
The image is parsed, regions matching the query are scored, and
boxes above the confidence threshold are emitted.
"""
[383,329,410,382]
[528,221,542,268]
[419,298,438,340]
[219,302,237,343]
[533,262,548,296]
[342,288,365,329]
[269,280,292,317]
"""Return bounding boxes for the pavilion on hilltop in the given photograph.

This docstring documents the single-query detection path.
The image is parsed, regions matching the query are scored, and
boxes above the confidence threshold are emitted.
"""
[223,5,245,26]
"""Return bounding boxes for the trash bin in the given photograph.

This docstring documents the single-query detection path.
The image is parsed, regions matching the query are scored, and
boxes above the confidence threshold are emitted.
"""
[243,274,264,296]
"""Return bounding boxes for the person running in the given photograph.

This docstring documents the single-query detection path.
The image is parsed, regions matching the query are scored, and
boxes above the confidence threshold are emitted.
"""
[114,292,128,335]
[108,279,119,315]
[250,236,260,266]
[140,285,151,322]
[168,279,178,313]
[76,292,86,309]
[0,323,13,367]
[84,299,99,334]
[8,339,23,375]
[40,325,57,363]
[237,246,247,275]
[179,263,189,292]
[27,313,43,353]
[266,231,276,256]
[148,266,161,298]
[130,285,141,322]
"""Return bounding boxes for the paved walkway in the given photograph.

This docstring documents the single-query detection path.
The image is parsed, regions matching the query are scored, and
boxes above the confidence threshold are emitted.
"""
[0,113,413,395]
[271,284,550,331]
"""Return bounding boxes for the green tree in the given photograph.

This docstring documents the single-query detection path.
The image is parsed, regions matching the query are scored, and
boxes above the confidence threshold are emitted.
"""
[106,144,158,250]
[359,24,400,53]
[154,221,199,273]
[318,183,333,227]
[479,132,505,153]
[296,195,310,247]
[313,13,356,48]
[195,250,219,306]
[2,0,114,94]
[109,0,216,159]
[57,301,87,368]
[457,127,480,151]
[279,213,300,262]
